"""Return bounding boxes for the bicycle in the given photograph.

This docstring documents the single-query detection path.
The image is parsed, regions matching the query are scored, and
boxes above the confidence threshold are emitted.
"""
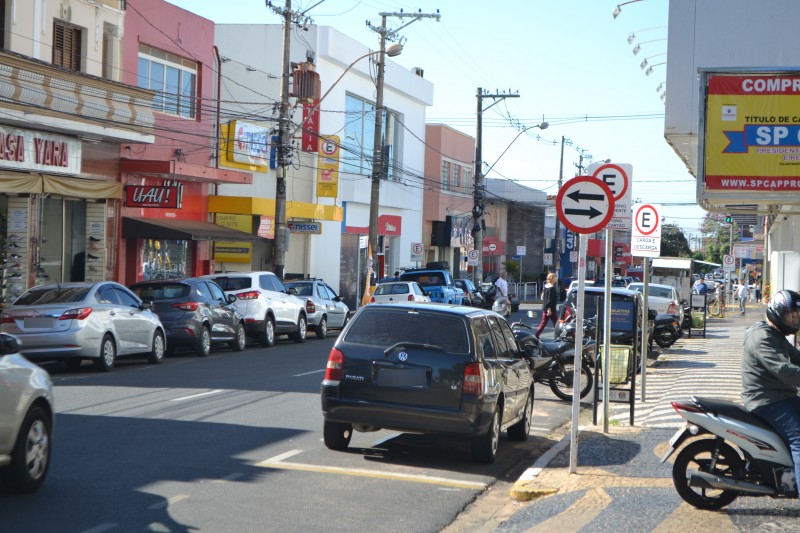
[708,292,726,318]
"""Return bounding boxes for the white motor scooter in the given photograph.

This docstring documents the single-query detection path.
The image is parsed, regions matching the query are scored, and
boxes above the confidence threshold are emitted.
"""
[492,296,510,319]
[662,395,797,510]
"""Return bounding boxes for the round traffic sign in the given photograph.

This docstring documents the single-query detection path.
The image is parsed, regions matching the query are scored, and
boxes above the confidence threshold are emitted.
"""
[467,249,479,260]
[488,243,497,252]
[556,176,615,234]
[321,137,339,156]
[411,242,423,255]
[723,254,735,267]
[634,204,660,236]
[591,163,629,201]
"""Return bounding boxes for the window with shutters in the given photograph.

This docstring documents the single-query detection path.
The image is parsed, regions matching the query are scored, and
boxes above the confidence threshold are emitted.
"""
[137,45,197,119]
[53,21,82,71]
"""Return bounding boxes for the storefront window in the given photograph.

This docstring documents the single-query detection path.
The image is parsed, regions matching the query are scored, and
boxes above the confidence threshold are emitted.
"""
[141,239,191,280]
[38,197,86,284]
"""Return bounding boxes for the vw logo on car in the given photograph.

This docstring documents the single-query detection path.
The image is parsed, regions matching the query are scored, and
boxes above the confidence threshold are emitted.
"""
[398,351,408,361]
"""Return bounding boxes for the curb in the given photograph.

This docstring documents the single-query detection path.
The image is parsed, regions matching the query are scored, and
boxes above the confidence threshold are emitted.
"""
[508,433,570,501]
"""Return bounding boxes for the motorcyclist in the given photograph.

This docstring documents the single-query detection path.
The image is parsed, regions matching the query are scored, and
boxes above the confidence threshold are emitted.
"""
[742,289,800,495]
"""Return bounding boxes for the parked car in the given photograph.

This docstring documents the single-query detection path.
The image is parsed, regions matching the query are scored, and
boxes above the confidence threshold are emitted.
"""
[130,278,246,356]
[399,268,462,304]
[284,279,350,339]
[321,302,535,463]
[626,282,684,324]
[0,333,53,493]
[369,281,431,303]
[0,282,166,371]
[203,272,307,346]
[455,279,483,307]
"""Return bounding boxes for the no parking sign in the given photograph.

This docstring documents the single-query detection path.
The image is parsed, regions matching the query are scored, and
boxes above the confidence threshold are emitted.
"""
[631,203,662,257]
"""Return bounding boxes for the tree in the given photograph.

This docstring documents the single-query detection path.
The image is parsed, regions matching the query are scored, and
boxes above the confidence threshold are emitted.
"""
[661,223,691,257]
[698,212,738,263]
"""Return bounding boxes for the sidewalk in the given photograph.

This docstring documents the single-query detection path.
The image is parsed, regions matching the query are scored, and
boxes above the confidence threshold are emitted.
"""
[486,302,800,531]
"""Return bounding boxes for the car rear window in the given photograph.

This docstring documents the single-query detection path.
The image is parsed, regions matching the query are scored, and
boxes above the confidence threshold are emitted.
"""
[345,308,469,354]
[287,283,313,296]
[210,276,252,291]
[401,272,445,287]
[374,284,409,295]
[15,286,90,305]
[131,283,191,300]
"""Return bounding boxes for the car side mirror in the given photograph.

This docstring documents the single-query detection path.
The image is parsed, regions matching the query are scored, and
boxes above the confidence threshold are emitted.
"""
[0,333,21,356]
[648,309,657,320]
[288,287,297,295]
[681,299,688,305]
[333,296,342,302]
[227,294,237,304]
[141,300,153,310]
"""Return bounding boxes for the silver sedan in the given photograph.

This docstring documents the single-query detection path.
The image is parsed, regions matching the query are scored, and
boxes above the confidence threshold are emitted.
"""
[0,282,166,371]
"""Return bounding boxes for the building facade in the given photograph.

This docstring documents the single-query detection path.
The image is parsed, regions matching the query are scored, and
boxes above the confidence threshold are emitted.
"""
[212,24,432,309]
[0,0,154,303]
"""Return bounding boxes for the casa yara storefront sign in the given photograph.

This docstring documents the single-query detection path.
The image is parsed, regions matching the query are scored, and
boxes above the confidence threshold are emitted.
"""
[124,185,180,208]
[0,126,82,175]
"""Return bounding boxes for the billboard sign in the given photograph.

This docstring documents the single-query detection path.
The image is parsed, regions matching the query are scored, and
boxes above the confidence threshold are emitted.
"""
[700,70,800,206]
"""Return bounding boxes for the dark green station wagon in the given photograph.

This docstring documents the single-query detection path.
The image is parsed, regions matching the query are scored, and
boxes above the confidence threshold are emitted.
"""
[320,302,534,463]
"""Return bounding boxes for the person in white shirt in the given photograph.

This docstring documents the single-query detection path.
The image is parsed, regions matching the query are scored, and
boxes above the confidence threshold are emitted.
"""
[495,271,508,300]
[738,279,749,316]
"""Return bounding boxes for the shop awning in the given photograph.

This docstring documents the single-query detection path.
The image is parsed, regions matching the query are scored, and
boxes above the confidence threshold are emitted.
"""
[122,217,262,241]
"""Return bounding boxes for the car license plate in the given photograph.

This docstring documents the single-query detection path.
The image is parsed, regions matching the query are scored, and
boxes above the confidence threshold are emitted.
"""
[24,317,53,329]
[379,367,427,387]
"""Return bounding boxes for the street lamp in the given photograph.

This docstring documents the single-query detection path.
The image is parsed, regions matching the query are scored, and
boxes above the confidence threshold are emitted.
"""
[645,62,666,76]
[632,40,667,55]
[640,54,666,71]
[613,0,646,19]
[626,26,666,45]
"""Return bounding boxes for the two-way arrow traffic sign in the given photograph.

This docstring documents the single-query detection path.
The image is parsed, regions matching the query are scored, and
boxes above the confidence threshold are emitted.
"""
[556,176,615,234]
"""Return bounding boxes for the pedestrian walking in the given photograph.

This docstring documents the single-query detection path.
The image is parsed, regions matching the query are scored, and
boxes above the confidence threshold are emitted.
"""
[536,273,559,339]
[738,279,749,315]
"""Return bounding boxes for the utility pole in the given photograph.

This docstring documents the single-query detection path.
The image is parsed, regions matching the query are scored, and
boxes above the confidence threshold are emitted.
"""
[269,0,296,279]
[367,11,440,282]
[554,136,565,278]
[472,88,519,285]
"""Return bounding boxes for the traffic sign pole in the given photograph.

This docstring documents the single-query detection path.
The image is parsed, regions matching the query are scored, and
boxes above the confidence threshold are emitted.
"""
[569,232,588,474]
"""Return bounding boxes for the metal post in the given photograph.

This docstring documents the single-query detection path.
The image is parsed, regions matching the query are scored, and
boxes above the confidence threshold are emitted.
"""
[472,87,484,285]
[602,229,613,432]
[641,257,650,402]
[555,136,565,277]
[569,233,588,474]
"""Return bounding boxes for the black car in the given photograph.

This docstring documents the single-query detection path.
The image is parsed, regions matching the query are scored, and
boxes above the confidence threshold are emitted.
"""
[320,302,534,463]
[130,278,246,356]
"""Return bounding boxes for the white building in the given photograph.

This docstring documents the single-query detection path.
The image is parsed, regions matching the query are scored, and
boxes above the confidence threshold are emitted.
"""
[212,24,432,307]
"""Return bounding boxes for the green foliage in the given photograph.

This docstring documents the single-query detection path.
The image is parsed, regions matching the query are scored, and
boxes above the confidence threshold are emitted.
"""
[502,259,520,280]
[697,212,739,263]
[661,223,691,257]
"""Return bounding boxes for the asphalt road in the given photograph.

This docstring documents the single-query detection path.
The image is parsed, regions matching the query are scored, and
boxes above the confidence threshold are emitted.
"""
[0,309,576,533]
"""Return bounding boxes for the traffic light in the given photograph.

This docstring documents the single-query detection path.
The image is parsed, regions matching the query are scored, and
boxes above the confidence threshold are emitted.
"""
[725,215,732,223]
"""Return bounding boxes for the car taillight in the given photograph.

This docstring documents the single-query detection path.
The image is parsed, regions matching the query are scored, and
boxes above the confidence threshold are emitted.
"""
[172,302,198,311]
[323,348,344,384]
[668,302,678,314]
[1,314,14,323]
[369,296,375,303]
[407,294,414,301]
[237,291,260,300]
[59,308,92,321]
[306,300,316,313]
[563,305,573,321]
[462,362,484,395]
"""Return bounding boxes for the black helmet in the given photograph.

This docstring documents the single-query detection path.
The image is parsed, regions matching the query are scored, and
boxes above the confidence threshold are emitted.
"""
[766,290,800,335]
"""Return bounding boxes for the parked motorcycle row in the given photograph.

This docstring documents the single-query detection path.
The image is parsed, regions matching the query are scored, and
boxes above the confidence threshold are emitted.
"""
[508,301,691,403]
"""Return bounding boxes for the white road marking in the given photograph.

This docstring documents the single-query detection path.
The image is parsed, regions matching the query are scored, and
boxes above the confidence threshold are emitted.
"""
[213,472,245,483]
[170,389,223,402]
[293,369,325,377]
[257,451,487,490]
[147,494,190,510]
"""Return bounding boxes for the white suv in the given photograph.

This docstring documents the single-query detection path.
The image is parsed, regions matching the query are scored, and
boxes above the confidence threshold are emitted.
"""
[203,272,307,346]
[0,333,54,493]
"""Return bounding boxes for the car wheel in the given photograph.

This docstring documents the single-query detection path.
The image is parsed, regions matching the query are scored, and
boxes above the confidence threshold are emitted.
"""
[323,421,353,451]
[0,406,51,493]
[230,322,246,351]
[258,316,275,347]
[471,405,500,463]
[507,389,534,441]
[94,335,116,372]
[290,314,307,343]
[195,325,211,357]
[64,359,83,371]
[316,316,328,340]
[147,330,165,364]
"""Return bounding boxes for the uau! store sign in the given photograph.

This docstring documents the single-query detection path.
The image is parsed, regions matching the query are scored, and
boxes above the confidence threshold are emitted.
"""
[124,185,180,208]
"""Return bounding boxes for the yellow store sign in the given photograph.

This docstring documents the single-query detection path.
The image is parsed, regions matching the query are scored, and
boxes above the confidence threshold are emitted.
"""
[214,213,252,263]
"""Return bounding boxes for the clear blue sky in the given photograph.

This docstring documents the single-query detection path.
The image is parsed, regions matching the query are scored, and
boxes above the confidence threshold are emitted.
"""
[165,0,706,238]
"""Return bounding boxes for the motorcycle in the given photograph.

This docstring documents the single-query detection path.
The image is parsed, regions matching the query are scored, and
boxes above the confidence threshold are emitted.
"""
[662,396,797,509]
[512,314,596,401]
[652,313,681,349]
[492,296,511,318]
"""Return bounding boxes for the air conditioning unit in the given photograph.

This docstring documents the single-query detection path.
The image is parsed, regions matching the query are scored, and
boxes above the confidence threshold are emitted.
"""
[60,3,72,21]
